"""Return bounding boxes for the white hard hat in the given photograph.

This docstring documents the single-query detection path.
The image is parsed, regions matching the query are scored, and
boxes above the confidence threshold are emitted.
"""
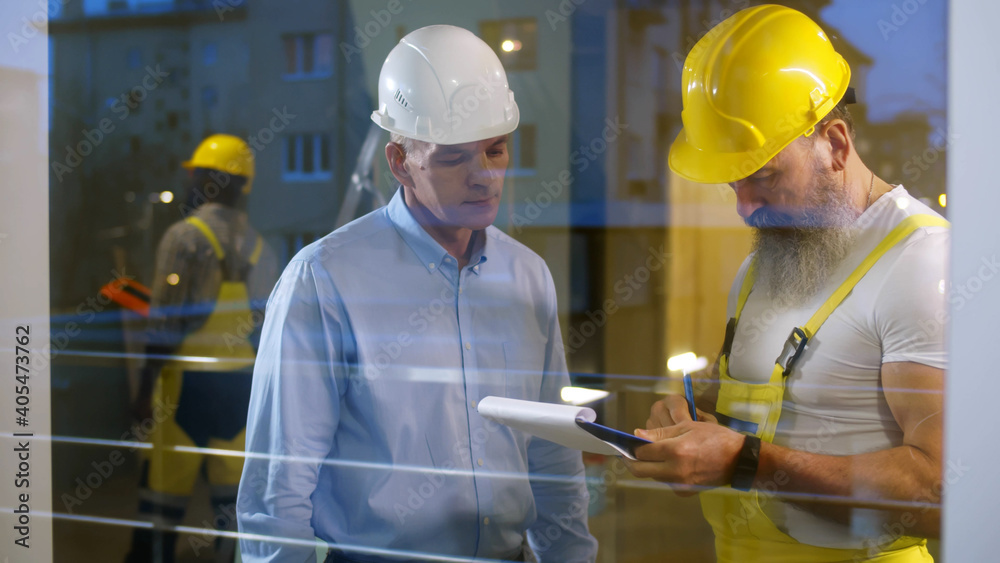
[371,25,519,145]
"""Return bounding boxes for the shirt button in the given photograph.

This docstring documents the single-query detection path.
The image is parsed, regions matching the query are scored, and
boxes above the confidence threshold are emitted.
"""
[473,265,479,272]
[429,262,436,269]
[477,458,484,466]
[470,400,477,409]
[483,517,490,525]
[459,287,463,294]
[465,342,471,350]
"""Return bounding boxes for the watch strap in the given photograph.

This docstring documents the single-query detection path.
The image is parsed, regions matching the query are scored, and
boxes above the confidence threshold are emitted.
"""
[731,434,761,491]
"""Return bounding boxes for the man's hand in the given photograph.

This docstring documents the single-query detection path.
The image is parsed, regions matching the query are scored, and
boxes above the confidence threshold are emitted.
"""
[627,394,741,496]
[646,393,718,429]
[625,420,744,495]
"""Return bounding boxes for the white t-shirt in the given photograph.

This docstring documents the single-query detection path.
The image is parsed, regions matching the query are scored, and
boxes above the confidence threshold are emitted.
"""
[725,186,949,548]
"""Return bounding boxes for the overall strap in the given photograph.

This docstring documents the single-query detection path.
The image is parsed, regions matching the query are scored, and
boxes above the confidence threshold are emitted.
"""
[774,214,951,377]
[185,216,225,260]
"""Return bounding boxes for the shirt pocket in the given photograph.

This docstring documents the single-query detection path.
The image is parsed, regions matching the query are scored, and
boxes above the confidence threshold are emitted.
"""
[503,341,544,401]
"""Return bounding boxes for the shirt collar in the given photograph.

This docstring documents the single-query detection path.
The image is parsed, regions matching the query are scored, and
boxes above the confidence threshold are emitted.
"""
[386,187,489,275]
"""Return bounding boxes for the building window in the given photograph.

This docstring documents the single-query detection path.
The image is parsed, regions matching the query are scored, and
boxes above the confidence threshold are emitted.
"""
[479,18,538,72]
[283,133,332,181]
[203,42,218,66]
[201,86,218,108]
[282,33,334,79]
[510,124,537,176]
[126,47,141,69]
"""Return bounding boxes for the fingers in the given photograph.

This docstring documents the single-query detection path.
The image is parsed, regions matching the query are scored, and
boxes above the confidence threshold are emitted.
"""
[696,408,718,424]
[635,425,687,444]
[647,394,693,429]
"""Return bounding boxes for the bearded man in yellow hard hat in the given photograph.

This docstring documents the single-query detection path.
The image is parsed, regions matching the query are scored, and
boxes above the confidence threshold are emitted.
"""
[124,134,279,563]
[625,5,948,563]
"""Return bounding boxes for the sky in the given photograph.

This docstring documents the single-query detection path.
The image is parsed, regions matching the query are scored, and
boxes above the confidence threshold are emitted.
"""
[822,0,947,129]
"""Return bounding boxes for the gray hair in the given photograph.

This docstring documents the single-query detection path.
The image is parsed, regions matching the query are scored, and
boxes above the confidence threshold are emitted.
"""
[389,133,428,157]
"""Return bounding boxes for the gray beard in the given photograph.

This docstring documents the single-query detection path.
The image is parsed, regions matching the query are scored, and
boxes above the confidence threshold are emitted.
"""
[749,172,861,308]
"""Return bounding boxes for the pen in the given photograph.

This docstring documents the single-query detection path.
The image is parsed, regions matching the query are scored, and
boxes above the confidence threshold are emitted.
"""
[683,373,697,421]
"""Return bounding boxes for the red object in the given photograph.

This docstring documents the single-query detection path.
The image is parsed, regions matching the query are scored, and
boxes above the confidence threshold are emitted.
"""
[100,278,151,317]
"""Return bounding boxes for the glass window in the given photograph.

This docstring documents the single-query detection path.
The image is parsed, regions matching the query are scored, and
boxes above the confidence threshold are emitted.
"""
[315,33,334,75]
[203,41,217,66]
[33,2,953,562]
[201,85,217,108]
[479,18,538,71]
[126,47,141,69]
[283,133,331,181]
[283,35,298,75]
[283,32,333,79]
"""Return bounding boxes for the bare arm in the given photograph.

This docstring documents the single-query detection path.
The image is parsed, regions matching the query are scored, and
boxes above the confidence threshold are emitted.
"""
[753,361,943,536]
[627,361,944,537]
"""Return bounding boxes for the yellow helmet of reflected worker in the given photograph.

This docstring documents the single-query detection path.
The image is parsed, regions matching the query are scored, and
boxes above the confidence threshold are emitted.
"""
[182,134,255,192]
[668,4,851,184]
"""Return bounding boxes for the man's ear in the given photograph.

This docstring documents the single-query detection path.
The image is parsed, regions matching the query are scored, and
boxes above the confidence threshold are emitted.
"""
[821,120,852,172]
[385,142,414,188]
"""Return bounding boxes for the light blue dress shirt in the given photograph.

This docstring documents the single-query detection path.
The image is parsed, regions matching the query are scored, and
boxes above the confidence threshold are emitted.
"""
[238,188,598,562]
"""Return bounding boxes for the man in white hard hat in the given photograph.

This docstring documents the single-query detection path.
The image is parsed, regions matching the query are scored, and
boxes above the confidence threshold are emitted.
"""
[624,6,947,562]
[238,25,598,563]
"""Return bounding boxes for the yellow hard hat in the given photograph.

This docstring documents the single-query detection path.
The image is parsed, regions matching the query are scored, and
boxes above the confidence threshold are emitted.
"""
[182,134,255,188]
[668,4,851,184]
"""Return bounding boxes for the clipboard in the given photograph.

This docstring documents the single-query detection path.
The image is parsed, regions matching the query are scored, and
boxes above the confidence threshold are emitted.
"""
[477,396,652,460]
[574,419,651,459]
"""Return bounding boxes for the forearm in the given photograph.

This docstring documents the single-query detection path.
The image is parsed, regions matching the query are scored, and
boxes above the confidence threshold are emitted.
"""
[527,440,597,562]
[754,441,942,536]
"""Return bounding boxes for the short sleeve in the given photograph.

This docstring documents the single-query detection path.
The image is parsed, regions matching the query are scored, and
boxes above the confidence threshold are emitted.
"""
[874,230,949,369]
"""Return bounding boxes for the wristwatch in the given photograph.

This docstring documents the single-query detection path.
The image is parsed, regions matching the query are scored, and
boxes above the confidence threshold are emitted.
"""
[730,434,761,491]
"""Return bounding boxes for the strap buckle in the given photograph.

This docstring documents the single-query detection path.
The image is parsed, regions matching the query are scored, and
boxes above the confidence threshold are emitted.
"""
[775,327,809,377]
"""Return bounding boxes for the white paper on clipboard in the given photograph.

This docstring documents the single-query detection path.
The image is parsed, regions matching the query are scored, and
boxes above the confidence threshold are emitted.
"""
[477,396,648,460]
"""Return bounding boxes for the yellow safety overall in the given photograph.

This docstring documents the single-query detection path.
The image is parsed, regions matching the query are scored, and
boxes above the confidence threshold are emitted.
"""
[146,216,263,496]
[702,214,949,563]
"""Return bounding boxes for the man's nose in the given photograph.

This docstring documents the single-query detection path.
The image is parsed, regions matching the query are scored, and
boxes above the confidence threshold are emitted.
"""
[731,181,765,219]
[467,152,498,185]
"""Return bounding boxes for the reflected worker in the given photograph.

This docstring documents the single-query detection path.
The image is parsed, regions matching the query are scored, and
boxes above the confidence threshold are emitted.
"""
[237,25,598,562]
[625,6,948,563]
[125,134,279,562]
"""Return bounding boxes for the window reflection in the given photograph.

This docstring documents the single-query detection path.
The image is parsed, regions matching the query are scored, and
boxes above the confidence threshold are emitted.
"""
[44,1,948,561]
